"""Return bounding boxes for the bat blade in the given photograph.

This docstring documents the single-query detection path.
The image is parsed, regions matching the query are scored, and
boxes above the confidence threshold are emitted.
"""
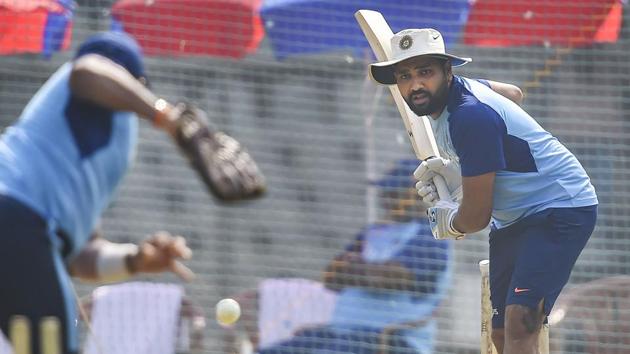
[355,10,451,201]
[539,323,550,354]
[354,10,394,61]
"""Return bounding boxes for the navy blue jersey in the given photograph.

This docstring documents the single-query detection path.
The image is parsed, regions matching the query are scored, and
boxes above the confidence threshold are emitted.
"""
[432,76,597,228]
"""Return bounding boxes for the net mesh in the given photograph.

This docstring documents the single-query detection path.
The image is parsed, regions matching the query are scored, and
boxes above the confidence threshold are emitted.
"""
[0,0,628,353]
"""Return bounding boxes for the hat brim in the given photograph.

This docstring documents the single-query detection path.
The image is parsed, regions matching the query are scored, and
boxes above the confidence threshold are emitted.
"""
[369,53,471,85]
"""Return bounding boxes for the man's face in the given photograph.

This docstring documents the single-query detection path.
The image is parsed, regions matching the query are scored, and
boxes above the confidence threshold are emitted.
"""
[394,56,451,117]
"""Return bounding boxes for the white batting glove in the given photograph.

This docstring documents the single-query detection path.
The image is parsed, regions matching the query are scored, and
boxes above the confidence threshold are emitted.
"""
[413,157,462,196]
[427,200,466,240]
[417,181,439,207]
[416,181,463,207]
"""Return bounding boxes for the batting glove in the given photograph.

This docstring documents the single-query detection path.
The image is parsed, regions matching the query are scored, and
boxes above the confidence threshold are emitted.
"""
[413,157,462,194]
[416,181,463,207]
[427,200,466,240]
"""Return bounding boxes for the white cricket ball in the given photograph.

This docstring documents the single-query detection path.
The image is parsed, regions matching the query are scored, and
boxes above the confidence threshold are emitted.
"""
[215,298,241,326]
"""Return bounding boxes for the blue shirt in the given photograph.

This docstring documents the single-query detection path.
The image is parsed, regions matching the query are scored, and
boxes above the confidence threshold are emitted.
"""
[0,63,138,259]
[443,76,598,228]
[330,219,452,353]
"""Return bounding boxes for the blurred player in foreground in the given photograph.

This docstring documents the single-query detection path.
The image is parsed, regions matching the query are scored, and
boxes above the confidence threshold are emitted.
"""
[257,159,453,354]
[369,28,598,353]
[0,31,265,354]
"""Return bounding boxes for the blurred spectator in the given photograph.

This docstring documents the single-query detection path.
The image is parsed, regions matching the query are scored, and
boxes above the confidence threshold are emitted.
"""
[236,159,453,354]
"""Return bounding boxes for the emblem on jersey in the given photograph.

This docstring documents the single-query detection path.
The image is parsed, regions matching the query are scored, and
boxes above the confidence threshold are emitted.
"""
[399,35,413,50]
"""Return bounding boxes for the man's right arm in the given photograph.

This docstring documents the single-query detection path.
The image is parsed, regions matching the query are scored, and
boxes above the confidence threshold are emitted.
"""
[69,54,179,135]
[321,234,418,292]
[321,253,417,292]
[70,54,266,201]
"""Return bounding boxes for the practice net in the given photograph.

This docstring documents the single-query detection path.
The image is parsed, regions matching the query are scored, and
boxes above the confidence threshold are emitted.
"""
[0,1,628,353]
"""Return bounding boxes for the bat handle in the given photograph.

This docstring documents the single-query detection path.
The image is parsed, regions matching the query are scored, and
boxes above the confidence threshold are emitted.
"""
[433,174,452,202]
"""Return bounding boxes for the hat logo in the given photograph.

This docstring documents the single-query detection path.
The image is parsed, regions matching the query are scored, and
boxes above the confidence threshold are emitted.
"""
[399,35,413,50]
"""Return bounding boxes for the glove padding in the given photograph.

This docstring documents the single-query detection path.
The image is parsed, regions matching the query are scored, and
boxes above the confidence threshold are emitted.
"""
[414,157,461,191]
[427,200,466,240]
[416,181,463,207]
[174,103,266,201]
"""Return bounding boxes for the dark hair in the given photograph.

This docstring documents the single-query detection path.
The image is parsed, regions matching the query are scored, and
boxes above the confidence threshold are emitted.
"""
[430,56,450,71]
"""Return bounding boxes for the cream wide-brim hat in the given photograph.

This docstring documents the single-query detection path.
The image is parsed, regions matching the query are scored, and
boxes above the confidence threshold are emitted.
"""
[369,28,471,85]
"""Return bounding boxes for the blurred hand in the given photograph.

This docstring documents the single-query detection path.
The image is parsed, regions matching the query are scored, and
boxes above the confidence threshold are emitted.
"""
[336,251,362,263]
[127,231,195,281]
[416,180,463,207]
[322,251,365,291]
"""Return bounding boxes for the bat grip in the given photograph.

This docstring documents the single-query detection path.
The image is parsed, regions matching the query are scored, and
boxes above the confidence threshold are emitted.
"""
[432,174,451,202]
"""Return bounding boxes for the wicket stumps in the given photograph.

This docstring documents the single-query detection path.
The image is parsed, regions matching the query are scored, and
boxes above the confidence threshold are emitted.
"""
[8,316,61,354]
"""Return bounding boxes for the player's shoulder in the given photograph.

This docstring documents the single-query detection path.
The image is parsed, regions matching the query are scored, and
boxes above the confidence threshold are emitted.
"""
[447,77,504,126]
[448,77,486,112]
[447,100,501,128]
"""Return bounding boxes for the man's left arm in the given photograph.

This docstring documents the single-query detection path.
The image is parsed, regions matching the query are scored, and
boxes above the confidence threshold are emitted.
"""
[426,104,506,239]
[68,230,194,283]
[452,173,494,233]
[415,80,520,208]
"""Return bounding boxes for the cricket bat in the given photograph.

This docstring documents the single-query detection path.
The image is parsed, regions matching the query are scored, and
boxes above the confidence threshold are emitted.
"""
[539,323,550,354]
[354,9,451,201]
